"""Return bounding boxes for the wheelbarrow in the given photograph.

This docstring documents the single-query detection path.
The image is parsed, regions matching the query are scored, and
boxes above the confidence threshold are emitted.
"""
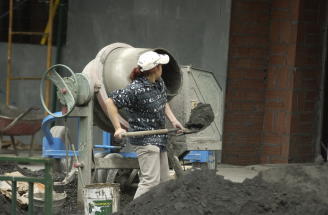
[0,104,43,156]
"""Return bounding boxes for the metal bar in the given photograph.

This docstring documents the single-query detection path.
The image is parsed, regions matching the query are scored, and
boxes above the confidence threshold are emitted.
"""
[6,0,13,105]
[28,182,34,215]
[0,156,53,164]
[71,143,85,187]
[41,0,60,45]
[11,180,17,215]
[29,134,35,157]
[207,150,217,170]
[77,101,93,206]
[52,0,65,113]
[12,31,48,36]
[45,0,55,110]
[44,158,53,215]
[0,176,46,183]
[10,77,42,80]
[9,136,18,156]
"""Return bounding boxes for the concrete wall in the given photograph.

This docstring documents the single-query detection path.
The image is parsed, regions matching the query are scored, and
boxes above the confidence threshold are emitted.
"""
[0,0,231,152]
[0,44,52,108]
[63,0,231,90]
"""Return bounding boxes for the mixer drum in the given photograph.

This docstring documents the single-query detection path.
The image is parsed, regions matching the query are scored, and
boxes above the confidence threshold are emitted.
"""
[92,43,182,133]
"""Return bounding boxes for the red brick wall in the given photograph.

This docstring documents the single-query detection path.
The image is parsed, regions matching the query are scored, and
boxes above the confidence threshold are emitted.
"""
[222,0,271,165]
[223,0,326,165]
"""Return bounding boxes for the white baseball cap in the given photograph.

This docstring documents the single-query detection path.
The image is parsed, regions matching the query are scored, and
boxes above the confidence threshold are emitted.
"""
[137,51,170,72]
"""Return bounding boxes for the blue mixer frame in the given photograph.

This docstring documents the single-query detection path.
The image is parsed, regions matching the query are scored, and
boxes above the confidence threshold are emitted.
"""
[42,112,137,158]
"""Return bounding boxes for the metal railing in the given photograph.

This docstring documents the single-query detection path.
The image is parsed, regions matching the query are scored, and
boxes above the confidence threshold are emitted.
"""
[0,156,53,215]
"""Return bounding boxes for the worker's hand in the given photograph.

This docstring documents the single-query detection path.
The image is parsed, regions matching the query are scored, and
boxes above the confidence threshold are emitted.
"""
[114,128,127,139]
[171,120,185,133]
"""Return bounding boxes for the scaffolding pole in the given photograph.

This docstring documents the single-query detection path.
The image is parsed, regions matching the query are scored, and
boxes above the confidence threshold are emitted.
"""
[5,0,55,108]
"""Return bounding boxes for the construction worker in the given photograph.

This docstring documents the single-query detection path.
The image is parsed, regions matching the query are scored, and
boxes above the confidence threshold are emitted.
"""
[105,50,184,199]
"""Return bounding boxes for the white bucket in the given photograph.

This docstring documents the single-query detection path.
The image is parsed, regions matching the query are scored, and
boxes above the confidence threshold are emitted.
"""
[33,192,67,215]
[83,183,120,215]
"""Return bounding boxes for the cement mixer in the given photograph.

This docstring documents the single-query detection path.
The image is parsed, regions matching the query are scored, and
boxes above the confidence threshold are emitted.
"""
[40,42,182,204]
[41,42,181,125]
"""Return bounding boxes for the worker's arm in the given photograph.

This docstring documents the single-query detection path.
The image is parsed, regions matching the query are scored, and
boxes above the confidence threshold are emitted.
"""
[165,103,185,131]
[96,93,129,129]
[105,98,127,138]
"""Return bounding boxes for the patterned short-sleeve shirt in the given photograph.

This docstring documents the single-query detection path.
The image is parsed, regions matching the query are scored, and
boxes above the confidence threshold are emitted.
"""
[109,76,168,148]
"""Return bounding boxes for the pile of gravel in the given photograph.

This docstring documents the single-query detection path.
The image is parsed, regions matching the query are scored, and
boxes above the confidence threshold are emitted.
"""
[116,168,328,215]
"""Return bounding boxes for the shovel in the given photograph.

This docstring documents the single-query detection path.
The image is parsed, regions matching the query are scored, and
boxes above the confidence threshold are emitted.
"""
[121,103,214,137]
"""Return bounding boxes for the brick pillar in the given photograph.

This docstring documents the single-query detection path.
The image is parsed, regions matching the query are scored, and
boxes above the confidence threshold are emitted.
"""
[222,0,270,165]
[260,0,299,163]
[289,0,325,162]
[224,0,325,165]
[261,0,325,163]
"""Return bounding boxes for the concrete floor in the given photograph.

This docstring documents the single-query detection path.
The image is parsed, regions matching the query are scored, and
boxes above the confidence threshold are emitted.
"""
[11,151,290,185]
[216,164,271,183]
[171,163,273,183]
[18,161,269,183]
[3,147,286,184]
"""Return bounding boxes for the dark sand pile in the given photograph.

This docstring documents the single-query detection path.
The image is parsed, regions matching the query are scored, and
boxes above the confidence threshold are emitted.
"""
[116,167,328,215]
[258,164,328,202]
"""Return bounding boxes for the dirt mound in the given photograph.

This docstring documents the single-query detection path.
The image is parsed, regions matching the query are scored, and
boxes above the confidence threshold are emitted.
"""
[259,164,328,202]
[116,168,328,215]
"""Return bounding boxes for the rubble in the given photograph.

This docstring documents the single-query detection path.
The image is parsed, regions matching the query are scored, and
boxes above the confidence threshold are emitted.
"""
[0,162,135,215]
[0,171,57,207]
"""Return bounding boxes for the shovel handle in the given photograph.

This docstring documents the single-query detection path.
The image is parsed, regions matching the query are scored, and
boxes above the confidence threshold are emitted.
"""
[122,128,178,137]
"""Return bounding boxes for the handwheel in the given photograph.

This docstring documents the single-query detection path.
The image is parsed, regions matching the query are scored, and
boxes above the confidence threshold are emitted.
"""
[40,64,77,117]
